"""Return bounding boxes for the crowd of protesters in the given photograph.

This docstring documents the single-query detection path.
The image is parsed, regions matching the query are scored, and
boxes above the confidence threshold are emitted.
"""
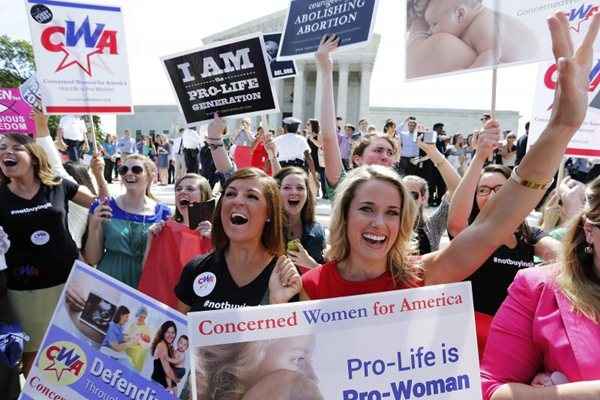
[1,13,600,400]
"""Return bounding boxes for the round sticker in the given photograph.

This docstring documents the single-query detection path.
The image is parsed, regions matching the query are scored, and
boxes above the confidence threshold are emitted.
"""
[31,230,50,246]
[193,272,217,297]
[30,4,53,24]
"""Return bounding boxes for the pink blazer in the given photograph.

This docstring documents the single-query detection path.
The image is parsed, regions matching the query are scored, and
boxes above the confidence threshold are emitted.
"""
[480,265,600,400]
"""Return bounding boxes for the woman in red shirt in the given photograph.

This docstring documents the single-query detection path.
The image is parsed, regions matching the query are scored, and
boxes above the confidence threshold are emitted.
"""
[302,18,598,302]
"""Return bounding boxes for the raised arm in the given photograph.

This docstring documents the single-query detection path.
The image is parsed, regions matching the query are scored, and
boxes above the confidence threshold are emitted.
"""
[446,130,497,236]
[416,138,461,197]
[315,35,344,187]
[424,11,600,285]
[206,114,235,173]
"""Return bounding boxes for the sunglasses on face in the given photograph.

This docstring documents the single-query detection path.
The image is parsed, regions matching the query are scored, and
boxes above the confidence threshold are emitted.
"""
[410,191,420,200]
[118,165,144,176]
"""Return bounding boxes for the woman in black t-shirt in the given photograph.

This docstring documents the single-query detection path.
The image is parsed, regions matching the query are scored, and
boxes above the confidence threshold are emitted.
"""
[448,147,560,354]
[175,168,301,313]
[0,133,101,375]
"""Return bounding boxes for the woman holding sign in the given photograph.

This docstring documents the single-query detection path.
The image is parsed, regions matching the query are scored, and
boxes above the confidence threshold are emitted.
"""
[302,12,599,310]
[0,130,103,375]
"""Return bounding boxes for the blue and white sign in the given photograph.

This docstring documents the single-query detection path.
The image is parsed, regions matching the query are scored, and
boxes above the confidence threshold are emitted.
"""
[278,0,379,60]
[20,261,190,400]
[264,33,297,79]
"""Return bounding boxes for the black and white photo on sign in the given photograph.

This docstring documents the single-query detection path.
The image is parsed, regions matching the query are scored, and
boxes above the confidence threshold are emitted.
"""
[162,34,279,125]
[263,32,297,79]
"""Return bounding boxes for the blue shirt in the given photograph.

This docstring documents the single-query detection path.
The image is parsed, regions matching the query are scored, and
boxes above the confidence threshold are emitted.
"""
[102,142,116,157]
[301,222,326,265]
[101,321,124,348]
[399,130,419,158]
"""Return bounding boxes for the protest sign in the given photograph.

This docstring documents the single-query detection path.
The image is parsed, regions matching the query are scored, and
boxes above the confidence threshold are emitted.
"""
[0,88,35,135]
[20,261,190,400]
[406,1,600,79]
[278,0,379,60]
[188,282,482,400]
[162,34,279,125]
[25,0,133,114]
[264,33,297,79]
[19,75,42,112]
[528,58,600,158]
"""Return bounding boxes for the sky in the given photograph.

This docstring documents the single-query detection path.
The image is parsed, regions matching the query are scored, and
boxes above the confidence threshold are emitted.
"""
[1,0,541,133]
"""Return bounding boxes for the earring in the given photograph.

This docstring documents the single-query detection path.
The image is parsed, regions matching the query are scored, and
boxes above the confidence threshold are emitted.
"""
[266,218,271,223]
[585,245,593,254]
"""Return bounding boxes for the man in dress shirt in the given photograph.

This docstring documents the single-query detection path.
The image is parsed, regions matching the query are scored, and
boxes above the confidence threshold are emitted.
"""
[398,117,420,176]
[117,130,137,157]
[182,127,202,174]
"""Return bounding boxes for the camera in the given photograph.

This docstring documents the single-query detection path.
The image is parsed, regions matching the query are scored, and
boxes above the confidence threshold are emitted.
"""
[413,131,438,144]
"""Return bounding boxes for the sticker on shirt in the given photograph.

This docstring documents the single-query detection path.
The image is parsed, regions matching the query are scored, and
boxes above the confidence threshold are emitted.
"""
[193,272,217,297]
[31,230,50,246]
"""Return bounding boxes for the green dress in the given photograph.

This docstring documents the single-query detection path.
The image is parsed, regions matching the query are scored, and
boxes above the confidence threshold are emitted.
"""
[91,197,171,288]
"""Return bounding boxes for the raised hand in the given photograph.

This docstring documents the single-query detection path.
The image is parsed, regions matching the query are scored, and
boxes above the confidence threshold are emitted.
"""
[207,113,227,140]
[315,34,340,72]
[474,120,501,160]
[268,256,302,304]
[547,11,600,131]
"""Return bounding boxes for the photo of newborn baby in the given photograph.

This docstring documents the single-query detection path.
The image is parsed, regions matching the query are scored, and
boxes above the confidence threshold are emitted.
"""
[195,335,323,400]
[406,0,539,78]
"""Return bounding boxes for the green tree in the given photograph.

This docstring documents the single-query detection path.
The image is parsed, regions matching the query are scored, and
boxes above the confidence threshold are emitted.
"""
[0,35,35,87]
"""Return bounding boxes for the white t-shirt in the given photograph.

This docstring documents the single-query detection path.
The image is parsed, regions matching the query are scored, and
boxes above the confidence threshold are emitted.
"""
[274,133,310,162]
[182,129,202,149]
[59,115,87,141]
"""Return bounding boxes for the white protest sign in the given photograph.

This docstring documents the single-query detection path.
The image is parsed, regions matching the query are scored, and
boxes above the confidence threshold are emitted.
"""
[25,0,133,114]
[406,1,600,79]
[529,58,600,158]
[188,282,481,400]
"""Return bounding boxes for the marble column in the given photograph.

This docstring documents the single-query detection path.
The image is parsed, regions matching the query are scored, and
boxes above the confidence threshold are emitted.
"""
[314,67,323,121]
[292,62,305,122]
[270,79,284,129]
[359,62,373,122]
[337,63,349,121]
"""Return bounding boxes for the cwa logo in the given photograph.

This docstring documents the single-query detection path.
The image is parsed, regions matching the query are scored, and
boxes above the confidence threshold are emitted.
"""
[39,341,87,385]
[543,58,600,109]
[40,16,118,76]
[568,4,600,32]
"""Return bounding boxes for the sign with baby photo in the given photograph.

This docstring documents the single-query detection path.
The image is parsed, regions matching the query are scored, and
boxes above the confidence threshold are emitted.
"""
[406,0,600,79]
[162,34,279,125]
[19,261,190,400]
[187,282,482,400]
[528,58,600,158]
[278,0,380,60]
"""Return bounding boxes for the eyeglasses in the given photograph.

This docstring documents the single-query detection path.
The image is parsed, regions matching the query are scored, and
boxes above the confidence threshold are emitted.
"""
[118,165,144,176]
[410,191,420,200]
[476,185,503,196]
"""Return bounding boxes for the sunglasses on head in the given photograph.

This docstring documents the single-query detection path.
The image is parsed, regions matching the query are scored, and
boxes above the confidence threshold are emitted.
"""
[118,165,144,176]
[410,191,420,200]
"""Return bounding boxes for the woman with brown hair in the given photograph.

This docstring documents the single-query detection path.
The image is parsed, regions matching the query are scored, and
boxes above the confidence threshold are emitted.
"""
[0,133,101,374]
[83,154,171,288]
[175,168,301,313]
[274,167,326,272]
[481,175,600,398]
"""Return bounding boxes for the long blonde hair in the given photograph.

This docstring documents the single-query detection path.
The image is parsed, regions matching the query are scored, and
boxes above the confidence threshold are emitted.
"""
[0,133,60,187]
[122,154,157,200]
[327,165,422,286]
[558,177,600,322]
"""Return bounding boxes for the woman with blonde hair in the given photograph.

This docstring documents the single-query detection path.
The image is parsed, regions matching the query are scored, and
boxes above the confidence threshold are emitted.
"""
[301,14,600,308]
[83,154,171,288]
[481,175,600,399]
[0,132,101,374]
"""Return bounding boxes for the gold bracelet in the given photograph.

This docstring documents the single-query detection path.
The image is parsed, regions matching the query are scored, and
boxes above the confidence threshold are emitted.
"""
[509,167,554,190]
